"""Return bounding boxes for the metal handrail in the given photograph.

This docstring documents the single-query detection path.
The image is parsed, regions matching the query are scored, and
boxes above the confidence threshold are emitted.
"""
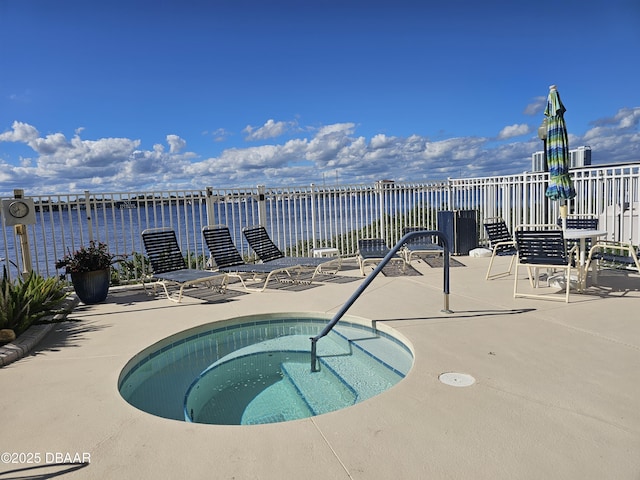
[310,230,452,372]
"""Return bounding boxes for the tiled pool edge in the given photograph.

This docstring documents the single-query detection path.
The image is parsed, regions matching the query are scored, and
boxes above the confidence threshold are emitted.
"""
[0,295,79,367]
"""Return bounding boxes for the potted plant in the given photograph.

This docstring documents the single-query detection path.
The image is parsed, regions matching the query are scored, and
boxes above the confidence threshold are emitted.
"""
[56,241,115,304]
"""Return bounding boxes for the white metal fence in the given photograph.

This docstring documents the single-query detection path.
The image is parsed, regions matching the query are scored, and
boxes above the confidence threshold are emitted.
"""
[2,163,639,282]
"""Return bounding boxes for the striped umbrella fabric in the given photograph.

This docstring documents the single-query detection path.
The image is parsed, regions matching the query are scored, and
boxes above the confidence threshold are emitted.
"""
[544,85,576,201]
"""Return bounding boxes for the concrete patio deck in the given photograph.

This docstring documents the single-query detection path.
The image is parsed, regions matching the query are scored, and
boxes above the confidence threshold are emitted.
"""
[1,255,639,479]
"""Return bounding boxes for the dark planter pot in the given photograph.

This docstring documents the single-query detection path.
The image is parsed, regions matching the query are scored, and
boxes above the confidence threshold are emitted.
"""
[71,269,110,304]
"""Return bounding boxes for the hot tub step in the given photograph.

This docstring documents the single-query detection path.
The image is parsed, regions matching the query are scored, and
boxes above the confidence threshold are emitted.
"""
[320,349,402,401]
[281,361,356,415]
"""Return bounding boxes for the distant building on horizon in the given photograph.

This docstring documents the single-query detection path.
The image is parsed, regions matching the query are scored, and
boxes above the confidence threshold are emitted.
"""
[532,145,592,172]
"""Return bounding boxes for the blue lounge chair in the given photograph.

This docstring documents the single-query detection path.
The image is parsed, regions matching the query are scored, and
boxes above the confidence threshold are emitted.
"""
[203,225,306,291]
[401,226,444,264]
[585,240,640,285]
[242,225,341,277]
[357,238,405,276]
[141,228,227,302]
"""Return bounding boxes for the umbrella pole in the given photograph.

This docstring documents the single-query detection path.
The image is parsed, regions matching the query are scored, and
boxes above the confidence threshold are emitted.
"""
[560,200,568,230]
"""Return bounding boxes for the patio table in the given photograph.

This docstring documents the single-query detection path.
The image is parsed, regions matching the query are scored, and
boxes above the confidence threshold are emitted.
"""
[311,247,340,258]
[563,228,608,290]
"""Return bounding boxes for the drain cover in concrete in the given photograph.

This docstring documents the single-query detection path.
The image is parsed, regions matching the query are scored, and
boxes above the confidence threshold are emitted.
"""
[438,372,475,387]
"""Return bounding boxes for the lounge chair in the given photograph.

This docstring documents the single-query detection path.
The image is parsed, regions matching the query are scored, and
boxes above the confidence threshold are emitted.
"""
[141,228,227,303]
[483,217,517,280]
[401,227,443,264]
[513,229,575,303]
[357,238,406,276]
[584,240,640,285]
[242,225,342,276]
[202,225,305,291]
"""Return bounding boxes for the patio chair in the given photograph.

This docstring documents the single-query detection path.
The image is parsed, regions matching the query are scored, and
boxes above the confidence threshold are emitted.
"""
[557,214,599,230]
[584,240,640,285]
[511,224,562,284]
[141,228,227,303]
[513,229,576,303]
[242,225,342,276]
[514,223,562,232]
[401,227,443,264]
[557,214,599,251]
[357,238,406,276]
[202,225,305,292]
[483,217,517,280]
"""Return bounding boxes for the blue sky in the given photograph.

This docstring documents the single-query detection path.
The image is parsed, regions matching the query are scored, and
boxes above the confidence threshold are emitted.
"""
[1,0,639,196]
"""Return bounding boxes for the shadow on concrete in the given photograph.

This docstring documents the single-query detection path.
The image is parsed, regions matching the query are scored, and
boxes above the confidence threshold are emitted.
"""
[28,317,108,357]
[372,308,537,327]
[582,269,640,297]
[0,461,89,479]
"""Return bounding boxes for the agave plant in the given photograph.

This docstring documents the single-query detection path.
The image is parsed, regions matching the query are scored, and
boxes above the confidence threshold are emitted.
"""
[0,268,68,337]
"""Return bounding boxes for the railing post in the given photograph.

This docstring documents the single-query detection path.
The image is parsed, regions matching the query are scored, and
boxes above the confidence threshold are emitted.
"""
[257,185,267,227]
[84,190,94,242]
[310,183,317,250]
[205,186,216,226]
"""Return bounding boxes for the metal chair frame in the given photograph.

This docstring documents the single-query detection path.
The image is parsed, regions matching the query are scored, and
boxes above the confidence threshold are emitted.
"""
[483,217,517,280]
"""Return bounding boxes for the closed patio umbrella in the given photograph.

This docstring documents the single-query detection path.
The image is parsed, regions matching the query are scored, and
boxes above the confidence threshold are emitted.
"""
[544,85,575,228]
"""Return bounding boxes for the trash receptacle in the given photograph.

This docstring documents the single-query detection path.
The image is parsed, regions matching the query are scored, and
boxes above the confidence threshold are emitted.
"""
[437,210,479,255]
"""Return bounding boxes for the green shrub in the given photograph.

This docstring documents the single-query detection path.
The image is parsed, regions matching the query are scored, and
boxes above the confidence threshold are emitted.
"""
[0,269,68,336]
[184,251,208,270]
[111,252,149,285]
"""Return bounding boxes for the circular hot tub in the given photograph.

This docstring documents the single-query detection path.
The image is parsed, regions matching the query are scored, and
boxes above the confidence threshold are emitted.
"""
[119,313,413,425]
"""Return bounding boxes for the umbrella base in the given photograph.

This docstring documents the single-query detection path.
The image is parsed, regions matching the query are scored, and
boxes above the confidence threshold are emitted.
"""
[548,272,580,290]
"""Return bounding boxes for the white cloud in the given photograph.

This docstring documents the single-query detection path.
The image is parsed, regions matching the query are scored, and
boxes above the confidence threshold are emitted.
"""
[583,107,640,144]
[370,134,395,149]
[0,108,638,196]
[618,108,640,129]
[30,133,71,155]
[243,119,294,141]
[306,123,356,163]
[166,134,186,154]
[497,123,531,140]
[0,121,40,143]
[207,128,231,142]
[524,96,546,116]
[590,107,640,129]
